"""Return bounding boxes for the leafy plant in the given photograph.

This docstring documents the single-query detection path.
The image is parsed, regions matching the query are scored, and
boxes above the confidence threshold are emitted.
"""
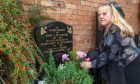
[28,3,54,26]
[40,51,94,84]
[68,51,77,61]
[0,0,44,83]
[29,5,43,26]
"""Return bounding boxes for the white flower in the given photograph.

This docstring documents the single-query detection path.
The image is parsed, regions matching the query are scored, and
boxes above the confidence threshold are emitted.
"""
[58,64,64,70]
[76,51,87,58]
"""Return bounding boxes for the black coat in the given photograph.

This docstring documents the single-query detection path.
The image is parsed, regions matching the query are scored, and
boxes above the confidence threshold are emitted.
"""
[89,24,140,84]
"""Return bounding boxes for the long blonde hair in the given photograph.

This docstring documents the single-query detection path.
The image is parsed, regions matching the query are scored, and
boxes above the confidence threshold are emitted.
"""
[98,4,135,37]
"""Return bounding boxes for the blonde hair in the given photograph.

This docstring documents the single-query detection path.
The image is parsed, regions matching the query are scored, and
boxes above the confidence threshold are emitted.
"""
[98,4,135,37]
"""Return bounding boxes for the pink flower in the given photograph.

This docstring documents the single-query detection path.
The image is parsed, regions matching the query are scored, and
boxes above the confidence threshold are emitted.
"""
[76,51,87,58]
[62,54,69,61]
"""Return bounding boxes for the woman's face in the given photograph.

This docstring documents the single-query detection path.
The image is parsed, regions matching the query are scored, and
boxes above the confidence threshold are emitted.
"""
[98,6,112,27]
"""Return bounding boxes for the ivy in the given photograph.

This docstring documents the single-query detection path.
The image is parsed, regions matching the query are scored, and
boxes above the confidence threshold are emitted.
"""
[0,0,44,83]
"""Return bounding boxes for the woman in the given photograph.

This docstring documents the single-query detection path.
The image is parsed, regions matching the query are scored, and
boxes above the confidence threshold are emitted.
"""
[80,2,140,84]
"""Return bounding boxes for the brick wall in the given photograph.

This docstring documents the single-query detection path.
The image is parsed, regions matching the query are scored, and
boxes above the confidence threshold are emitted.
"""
[23,0,140,52]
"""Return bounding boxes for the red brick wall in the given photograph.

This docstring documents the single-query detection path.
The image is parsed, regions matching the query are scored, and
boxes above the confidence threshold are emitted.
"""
[23,0,140,52]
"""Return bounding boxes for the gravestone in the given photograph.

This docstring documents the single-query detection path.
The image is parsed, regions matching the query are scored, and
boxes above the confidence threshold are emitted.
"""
[34,21,73,61]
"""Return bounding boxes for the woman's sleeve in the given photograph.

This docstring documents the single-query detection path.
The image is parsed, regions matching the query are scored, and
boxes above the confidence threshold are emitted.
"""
[91,28,122,69]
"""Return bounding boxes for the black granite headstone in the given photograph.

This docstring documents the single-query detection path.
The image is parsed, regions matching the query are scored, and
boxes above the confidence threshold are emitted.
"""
[34,21,73,60]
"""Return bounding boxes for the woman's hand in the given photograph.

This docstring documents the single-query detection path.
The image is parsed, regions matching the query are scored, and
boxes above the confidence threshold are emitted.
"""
[80,61,93,68]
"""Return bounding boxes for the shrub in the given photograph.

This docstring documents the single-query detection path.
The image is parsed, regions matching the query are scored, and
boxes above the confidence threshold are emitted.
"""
[40,51,94,84]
